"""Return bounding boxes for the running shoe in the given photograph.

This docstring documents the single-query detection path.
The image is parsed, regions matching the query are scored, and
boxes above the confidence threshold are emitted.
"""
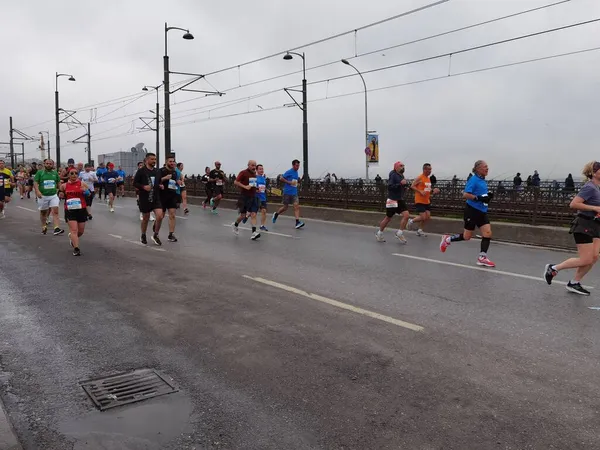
[407,218,414,230]
[211,209,218,215]
[272,212,278,224]
[68,232,73,248]
[375,230,386,242]
[73,247,81,256]
[395,231,407,244]
[141,234,147,245]
[251,231,261,240]
[88,215,93,220]
[544,263,557,285]
[260,225,268,232]
[232,223,239,235]
[440,234,450,253]
[416,229,426,237]
[202,202,207,210]
[109,207,115,213]
[477,255,496,268]
[168,233,178,242]
[0,211,5,219]
[42,226,47,235]
[53,227,65,236]
[184,208,189,215]
[151,234,162,246]
[242,216,248,224]
[566,281,590,296]
[210,198,214,207]
[295,221,305,229]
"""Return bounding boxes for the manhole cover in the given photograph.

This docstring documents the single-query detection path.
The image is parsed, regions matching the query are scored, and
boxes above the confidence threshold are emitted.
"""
[80,369,179,411]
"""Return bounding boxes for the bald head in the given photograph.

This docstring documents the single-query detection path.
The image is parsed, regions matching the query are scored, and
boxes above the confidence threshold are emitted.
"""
[247,160,257,173]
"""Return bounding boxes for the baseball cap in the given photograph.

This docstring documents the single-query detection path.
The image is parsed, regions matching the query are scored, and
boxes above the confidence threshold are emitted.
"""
[67,158,75,165]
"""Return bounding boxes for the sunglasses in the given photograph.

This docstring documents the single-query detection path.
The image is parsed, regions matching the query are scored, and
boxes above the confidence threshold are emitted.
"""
[69,172,78,175]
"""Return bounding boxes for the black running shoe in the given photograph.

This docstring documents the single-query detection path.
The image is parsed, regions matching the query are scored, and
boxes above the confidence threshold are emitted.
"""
[53,227,65,236]
[168,233,178,242]
[88,215,93,220]
[184,208,189,215]
[566,281,590,296]
[42,226,47,235]
[73,247,81,256]
[151,234,162,246]
[544,264,557,285]
[141,234,147,245]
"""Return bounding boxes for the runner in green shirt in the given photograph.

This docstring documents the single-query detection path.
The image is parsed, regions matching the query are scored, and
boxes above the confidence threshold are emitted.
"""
[33,159,64,235]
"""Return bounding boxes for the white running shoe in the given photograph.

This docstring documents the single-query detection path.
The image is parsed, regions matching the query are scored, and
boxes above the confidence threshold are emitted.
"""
[416,229,426,237]
[109,207,115,213]
[251,231,261,240]
[0,211,5,219]
[232,223,239,235]
[395,230,407,244]
[375,230,385,242]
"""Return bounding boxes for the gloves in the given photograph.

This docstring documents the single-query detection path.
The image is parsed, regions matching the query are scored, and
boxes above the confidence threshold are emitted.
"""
[476,193,493,204]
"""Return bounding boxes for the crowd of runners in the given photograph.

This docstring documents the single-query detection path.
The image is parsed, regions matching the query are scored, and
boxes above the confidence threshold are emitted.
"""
[1,153,598,296]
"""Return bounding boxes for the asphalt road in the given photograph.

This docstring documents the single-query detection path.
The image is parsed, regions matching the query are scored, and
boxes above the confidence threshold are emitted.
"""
[0,196,599,449]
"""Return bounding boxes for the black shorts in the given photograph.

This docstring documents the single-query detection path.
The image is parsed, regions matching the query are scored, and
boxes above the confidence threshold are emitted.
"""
[27,179,34,187]
[180,186,186,192]
[571,216,600,244]
[85,192,95,207]
[138,196,162,214]
[5,188,12,197]
[105,184,117,196]
[160,194,179,211]
[237,196,259,214]
[385,199,408,218]
[65,208,88,223]
[213,186,224,197]
[94,182,103,189]
[415,203,431,213]
[463,204,490,231]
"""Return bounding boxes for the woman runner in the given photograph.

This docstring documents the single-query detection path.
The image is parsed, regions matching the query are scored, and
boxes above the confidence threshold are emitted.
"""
[16,166,27,199]
[177,162,189,214]
[60,168,89,256]
[544,161,600,295]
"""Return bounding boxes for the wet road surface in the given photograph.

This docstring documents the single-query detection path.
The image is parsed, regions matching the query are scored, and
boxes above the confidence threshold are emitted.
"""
[0,197,599,449]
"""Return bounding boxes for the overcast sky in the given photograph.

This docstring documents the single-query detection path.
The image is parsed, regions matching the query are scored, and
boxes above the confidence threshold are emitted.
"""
[1,0,599,180]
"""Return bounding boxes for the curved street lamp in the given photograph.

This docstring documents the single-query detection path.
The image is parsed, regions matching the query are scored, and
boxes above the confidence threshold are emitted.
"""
[341,59,369,180]
[283,52,309,181]
[55,72,76,167]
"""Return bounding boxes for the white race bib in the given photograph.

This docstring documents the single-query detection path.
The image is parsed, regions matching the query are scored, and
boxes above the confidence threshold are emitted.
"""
[66,198,82,210]
[168,179,177,190]
[249,178,257,187]
[43,180,56,190]
[108,178,116,184]
[424,182,432,192]
[386,199,398,209]
[216,179,223,186]
[258,184,266,193]
[149,176,155,187]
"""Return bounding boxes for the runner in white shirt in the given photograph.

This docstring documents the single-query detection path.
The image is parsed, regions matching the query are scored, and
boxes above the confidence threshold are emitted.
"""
[79,163,98,220]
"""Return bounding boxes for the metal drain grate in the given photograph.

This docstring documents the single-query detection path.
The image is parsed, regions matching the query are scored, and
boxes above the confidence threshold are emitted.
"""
[80,369,179,411]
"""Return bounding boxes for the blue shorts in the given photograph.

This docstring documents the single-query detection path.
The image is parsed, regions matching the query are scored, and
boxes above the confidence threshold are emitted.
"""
[238,196,259,214]
[259,200,268,210]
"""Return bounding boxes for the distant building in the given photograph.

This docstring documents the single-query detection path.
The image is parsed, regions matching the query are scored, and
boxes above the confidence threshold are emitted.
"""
[98,143,147,177]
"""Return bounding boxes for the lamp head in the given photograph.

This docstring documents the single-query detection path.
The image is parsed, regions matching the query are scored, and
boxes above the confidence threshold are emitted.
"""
[182,31,194,40]
[341,59,350,65]
[68,76,76,81]
[142,86,149,91]
[283,53,293,61]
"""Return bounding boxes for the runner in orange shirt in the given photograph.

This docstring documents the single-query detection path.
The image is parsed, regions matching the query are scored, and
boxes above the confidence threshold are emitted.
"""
[408,163,439,236]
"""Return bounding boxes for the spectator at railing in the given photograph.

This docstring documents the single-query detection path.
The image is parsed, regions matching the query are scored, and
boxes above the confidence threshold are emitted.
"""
[430,174,437,187]
[564,173,575,192]
[452,175,458,186]
[513,172,522,190]
[532,170,541,187]
[375,174,382,186]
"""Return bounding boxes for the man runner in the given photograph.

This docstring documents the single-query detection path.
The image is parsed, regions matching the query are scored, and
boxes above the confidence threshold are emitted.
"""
[408,163,440,236]
[103,162,120,213]
[209,161,226,214]
[133,153,164,245]
[26,162,38,199]
[232,160,261,240]
[201,166,212,209]
[79,163,98,220]
[33,159,64,235]
[159,155,180,242]
[116,165,126,198]
[256,164,268,231]
[272,159,305,229]
[375,161,409,243]
[95,162,107,201]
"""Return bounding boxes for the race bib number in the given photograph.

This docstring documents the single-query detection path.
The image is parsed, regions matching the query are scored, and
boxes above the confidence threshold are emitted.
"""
[216,179,223,186]
[66,198,82,210]
[258,184,266,193]
[424,182,432,192]
[149,176,155,187]
[168,179,177,190]
[43,180,56,190]
[108,178,116,184]
[386,199,398,209]
[249,178,257,187]
[3,179,9,187]
[291,179,298,187]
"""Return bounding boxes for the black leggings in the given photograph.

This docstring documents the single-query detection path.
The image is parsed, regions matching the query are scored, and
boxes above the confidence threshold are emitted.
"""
[204,189,213,204]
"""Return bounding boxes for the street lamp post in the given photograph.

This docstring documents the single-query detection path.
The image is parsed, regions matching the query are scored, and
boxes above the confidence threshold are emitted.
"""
[142,85,161,165]
[55,72,75,168]
[283,52,309,182]
[341,59,369,181]
[163,23,194,162]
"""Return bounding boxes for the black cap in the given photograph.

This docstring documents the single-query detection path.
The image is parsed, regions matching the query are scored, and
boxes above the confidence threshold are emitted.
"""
[67,158,75,164]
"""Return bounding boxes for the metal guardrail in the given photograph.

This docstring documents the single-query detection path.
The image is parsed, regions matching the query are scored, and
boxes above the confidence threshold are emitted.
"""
[125,177,580,227]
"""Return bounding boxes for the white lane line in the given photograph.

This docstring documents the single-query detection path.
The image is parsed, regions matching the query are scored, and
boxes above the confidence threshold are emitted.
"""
[176,216,189,220]
[243,275,424,332]
[588,307,600,310]
[16,206,36,212]
[126,239,167,252]
[221,223,294,239]
[391,253,592,288]
[108,234,123,239]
